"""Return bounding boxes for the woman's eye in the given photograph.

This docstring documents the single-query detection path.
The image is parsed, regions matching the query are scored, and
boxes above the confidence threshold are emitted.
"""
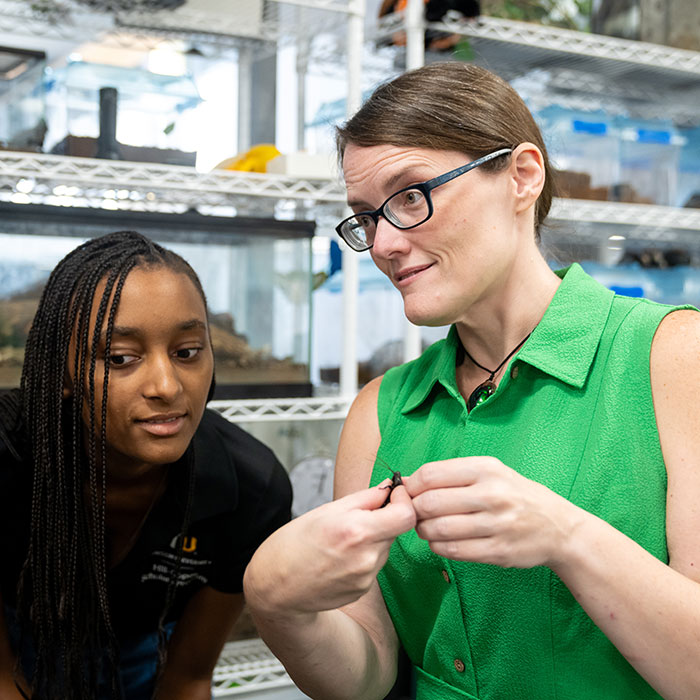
[403,190,423,205]
[175,347,201,360]
[108,354,138,367]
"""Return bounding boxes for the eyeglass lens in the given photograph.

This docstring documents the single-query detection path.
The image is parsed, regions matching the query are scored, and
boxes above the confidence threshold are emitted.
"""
[343,188,429,250]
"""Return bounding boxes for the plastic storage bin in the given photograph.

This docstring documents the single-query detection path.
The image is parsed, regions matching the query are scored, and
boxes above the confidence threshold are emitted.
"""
[615,118,684,206]
[537,106,620,201]
[677,126,700,208]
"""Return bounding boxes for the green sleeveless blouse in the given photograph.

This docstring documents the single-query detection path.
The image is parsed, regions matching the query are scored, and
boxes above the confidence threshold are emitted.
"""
[371,264,689,700]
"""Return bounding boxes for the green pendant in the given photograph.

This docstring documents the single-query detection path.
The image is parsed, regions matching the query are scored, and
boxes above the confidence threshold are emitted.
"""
[467,380,496,412]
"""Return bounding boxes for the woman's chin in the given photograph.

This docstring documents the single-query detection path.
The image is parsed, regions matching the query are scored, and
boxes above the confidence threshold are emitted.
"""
[404,303,452,328]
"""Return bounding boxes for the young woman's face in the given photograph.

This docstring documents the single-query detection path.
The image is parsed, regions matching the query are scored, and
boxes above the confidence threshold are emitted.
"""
[80,265,214,476]
[342,143,520,327]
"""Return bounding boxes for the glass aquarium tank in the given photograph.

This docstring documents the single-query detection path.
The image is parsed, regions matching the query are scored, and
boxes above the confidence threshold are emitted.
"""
[43,60,203,165]
[0,203,314,397]
[0,46,47,152]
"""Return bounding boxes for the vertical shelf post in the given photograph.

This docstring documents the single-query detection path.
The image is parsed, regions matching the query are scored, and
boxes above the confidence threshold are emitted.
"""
[402,0,425,363]
[339,0,366,398]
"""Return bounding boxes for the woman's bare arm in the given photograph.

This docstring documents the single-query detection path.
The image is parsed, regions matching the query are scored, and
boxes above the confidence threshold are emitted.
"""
[548,309,700,698]
[244,377,415,700]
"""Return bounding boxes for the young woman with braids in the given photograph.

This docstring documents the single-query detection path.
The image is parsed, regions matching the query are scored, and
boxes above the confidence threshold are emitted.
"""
[0,230,292,700]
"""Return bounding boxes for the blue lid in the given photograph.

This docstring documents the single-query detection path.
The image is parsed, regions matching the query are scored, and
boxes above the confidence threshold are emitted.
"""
[637,129,672,144]
[572,120,607,135]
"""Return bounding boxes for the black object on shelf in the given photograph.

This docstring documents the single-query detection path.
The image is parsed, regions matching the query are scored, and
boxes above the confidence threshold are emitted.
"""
[96,86,122,160]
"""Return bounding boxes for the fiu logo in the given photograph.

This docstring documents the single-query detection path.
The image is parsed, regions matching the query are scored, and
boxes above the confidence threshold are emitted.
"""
[169,534,198,553]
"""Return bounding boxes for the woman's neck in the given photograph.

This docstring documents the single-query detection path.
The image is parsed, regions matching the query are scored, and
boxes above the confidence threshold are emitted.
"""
[454,251,560,369]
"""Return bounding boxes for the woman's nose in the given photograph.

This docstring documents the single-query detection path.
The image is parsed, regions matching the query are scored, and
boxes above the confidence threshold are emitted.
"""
[370,217,411,259]
[142,355,182,402]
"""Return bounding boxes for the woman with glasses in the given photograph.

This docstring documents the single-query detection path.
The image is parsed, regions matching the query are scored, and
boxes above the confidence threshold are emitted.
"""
[244,62,700,699]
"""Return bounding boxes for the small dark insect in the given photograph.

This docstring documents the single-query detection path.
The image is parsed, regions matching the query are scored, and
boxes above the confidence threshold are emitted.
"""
[380,469,403,508]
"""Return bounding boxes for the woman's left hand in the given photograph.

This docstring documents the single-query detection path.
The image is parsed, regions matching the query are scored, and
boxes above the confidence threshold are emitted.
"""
[404,456,582,569]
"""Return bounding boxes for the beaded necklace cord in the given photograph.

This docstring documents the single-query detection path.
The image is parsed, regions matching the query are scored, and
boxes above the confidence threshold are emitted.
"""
[459,332,532,412]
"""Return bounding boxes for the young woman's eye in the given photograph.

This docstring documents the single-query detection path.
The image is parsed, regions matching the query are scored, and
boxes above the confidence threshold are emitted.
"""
[108,354,139,367]
[175,347,201,360]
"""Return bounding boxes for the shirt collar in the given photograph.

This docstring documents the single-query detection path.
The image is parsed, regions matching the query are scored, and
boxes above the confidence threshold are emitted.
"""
[518,263,614,387]
[401,263,614,414]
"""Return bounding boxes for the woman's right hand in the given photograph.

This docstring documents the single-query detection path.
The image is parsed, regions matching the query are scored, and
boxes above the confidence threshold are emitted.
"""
[243,481,415,617]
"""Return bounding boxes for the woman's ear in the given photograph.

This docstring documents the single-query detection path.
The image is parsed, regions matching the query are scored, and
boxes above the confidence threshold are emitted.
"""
[511,143,545,213]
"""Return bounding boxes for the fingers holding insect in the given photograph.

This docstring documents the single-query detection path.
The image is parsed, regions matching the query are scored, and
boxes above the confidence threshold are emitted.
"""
[245,483,416,616]
[404,457,580,568]
[403,456,501,498]
[373,483,416,538]
[379,470,403,508]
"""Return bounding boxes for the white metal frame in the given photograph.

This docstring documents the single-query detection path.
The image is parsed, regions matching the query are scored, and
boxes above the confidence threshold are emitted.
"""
[208,396,351,422]
[2,151,696,235]
[432,15,700,75]
[549,199,700,231]
[212,638,297,697]
[0,152,347,203]
[375,12,700,78]
[0,0,352,48]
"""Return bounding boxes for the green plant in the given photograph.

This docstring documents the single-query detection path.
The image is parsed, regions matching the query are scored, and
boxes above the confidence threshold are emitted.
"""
[482,0,592,31]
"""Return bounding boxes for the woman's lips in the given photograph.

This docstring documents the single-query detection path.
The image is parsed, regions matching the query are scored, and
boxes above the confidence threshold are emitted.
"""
[395,263,433,286]
[136,415,186,437]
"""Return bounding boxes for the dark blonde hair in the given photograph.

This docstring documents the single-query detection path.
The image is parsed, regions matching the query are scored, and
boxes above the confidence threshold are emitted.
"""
[336,62,556,237]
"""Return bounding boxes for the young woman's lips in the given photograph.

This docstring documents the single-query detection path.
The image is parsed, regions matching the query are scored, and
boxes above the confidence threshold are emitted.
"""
[395,263,433,287]
[136,414,186,437]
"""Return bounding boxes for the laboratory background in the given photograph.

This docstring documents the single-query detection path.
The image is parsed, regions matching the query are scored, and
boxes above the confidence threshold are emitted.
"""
[0,0,698,696]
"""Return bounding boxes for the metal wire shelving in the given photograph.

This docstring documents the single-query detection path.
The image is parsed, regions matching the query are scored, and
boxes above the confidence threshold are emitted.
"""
[2,149,697,235]
[213,638,306,698]
[373,12,700,127]
[0,0,355,51]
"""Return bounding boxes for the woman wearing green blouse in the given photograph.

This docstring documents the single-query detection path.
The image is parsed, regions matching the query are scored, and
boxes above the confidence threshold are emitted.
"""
[244,62,700,700]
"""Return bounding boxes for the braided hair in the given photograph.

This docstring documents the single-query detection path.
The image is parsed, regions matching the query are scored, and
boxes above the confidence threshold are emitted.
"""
[7,230,213,699]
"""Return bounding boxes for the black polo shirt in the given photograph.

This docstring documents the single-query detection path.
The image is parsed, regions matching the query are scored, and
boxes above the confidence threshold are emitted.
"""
[0,397,292,641]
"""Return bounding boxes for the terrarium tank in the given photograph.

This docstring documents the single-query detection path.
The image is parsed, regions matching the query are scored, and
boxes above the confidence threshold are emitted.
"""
[43,59,203,166]
[0,47,47,153]
[0,204,314,397]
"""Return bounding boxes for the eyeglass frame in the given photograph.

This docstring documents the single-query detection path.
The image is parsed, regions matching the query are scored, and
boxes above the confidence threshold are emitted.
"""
[335,147,514,252]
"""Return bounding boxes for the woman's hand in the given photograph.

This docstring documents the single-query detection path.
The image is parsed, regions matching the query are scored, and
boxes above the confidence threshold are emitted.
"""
[244,481,416,617]
[404,456,583,569]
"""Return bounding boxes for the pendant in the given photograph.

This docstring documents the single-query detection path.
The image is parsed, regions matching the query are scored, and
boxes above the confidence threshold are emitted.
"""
[467,380,496,412]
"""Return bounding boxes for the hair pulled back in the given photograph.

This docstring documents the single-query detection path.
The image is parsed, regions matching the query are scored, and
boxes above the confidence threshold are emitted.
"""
[9,230,210,699]
[336,62,556,235]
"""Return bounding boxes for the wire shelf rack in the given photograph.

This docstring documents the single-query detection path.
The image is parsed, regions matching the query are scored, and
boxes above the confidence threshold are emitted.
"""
[213,638,300,697]
[0,0,354,52]
[209,396,351,423]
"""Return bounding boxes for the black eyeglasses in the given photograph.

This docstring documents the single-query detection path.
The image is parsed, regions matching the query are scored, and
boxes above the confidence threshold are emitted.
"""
[335,148,513,252]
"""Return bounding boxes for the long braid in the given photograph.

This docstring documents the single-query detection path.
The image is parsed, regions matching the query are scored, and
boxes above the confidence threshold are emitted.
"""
[13,231,210,699]
[96,263,135,698]
[152,443,197,696]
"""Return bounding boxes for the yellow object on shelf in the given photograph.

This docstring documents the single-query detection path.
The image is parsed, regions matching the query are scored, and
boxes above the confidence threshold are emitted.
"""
[214,144,281,173]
